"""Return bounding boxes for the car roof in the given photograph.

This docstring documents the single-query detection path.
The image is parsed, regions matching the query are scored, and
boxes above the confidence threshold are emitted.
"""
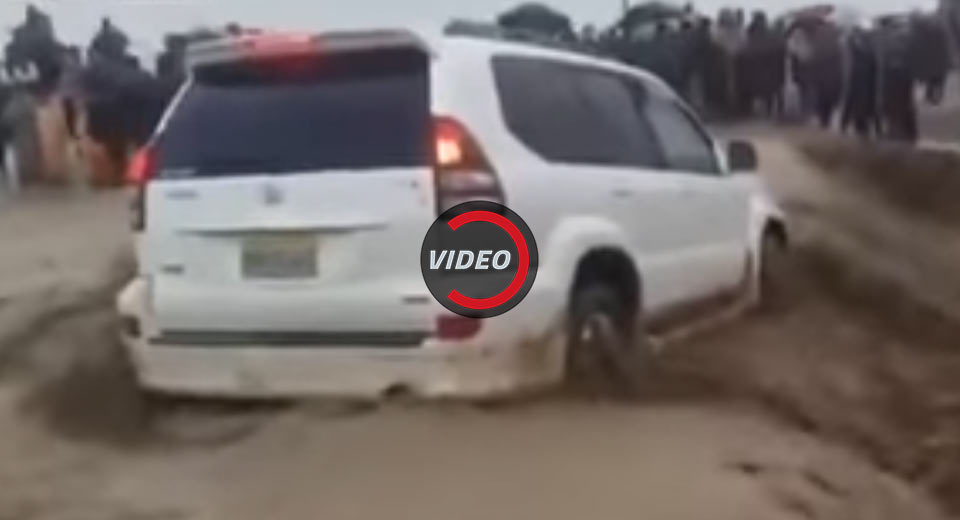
[185,28,675,99]
[432,34,676,98]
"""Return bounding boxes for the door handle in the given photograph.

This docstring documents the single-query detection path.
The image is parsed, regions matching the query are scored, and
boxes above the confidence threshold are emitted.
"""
[611,188,633,199]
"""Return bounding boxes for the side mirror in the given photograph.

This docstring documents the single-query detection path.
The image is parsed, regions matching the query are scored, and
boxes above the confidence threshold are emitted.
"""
[727,140,758,173]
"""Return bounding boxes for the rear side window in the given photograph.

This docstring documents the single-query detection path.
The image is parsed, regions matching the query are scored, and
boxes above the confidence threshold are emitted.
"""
[492,56,662,168]
[643,97,719,175]
[157,48,430,178]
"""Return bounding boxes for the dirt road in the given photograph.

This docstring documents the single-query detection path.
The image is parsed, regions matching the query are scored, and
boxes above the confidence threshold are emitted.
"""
[0,137,956,520]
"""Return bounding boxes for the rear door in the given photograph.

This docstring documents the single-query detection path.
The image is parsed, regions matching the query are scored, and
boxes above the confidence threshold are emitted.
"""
[490,57,706,313]
[143,44,436,339]
[489,57,646,245]
[639,92,751,302]
[562,70,704,311]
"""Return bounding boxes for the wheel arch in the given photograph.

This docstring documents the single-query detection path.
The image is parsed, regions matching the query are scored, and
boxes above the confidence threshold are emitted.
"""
[749,189,790,255]
[763,217,789,248]
[568,247,643,322]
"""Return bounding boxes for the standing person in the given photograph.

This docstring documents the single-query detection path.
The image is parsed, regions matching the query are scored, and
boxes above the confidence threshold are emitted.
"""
[841,28,879,138]
[715,8,746,115]
[744,11,781,118]
[673,19,699,101]
[156,34,187,85]
[89,18,129,64]
[769,20,789,117]
[807,21,844,128]
[649,22,683,93]
[59,46,82,139]
[877,18,918,143]
[696,18,727,114]
[909,14,950,105]
[5,4,63,97]
[787,21,815,119]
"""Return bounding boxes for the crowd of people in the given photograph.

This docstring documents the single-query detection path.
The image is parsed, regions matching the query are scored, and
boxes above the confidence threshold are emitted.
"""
[0,5,193,187]
[0,2,956,190]
[494,2,954,144]
[578,6,953,143]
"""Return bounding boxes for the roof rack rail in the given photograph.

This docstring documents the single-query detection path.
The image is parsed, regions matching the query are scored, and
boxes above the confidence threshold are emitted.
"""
[443,19,604,58]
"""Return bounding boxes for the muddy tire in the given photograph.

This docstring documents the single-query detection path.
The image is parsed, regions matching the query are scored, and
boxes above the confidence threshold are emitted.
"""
[758,229,790,310]
[566,285,650,398]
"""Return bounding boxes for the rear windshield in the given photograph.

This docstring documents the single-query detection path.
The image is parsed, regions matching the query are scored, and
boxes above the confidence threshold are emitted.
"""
[157,48,430,178]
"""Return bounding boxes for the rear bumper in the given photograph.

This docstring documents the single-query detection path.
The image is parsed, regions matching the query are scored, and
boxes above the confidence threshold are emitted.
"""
[117,279,565,399]
[124,340,559,399]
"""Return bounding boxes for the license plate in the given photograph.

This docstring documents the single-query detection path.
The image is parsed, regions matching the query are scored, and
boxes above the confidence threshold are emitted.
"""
[241,233,317,279]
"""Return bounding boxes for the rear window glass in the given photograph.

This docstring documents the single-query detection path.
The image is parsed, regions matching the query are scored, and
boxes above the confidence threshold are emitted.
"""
[157,49,430,178]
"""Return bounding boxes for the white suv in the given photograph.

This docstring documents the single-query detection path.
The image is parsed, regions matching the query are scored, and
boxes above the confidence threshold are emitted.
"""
[117,28,786,399]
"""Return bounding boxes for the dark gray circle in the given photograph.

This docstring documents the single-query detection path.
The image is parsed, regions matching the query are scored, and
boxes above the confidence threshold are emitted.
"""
[420,202,539,319]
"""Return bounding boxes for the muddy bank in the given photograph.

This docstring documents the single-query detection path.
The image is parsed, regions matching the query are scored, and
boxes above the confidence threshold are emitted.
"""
[799,137,960,227]
[644,138,960,516]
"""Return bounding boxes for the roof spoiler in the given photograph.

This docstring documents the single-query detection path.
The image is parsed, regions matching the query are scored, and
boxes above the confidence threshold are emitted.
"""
[187,29,431,69]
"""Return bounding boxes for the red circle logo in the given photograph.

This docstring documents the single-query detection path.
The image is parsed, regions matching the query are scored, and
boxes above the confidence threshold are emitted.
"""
[421,202,539,318]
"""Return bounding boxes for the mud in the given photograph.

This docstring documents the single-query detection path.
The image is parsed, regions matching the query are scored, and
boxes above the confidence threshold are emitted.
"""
[645,135,960,515]
[799,137,960,227]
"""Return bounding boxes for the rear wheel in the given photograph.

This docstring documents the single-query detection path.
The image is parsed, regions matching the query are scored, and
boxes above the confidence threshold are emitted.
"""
[757,228,790,309]
[566,285,649,398]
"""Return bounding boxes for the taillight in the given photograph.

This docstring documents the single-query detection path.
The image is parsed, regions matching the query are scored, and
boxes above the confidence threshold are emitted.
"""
[127,146,157,232]
[126,146,156,185]
[239,33,318,56]
[433,116,504,214]
[436,315,482,341]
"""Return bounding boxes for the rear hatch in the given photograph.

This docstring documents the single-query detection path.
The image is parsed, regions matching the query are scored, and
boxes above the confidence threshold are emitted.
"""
[141,35,436,345]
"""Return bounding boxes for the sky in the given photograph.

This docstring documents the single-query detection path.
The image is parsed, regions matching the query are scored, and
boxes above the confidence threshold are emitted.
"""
[0,0,938,60]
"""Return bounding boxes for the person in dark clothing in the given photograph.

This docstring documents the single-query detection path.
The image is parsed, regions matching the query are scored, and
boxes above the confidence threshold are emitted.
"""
[807,23,844,129]
[59,46,82,139]
[909,15,950,105]
[841,29,879,138]
[699,19,733,116]
[89,18,129,63]
[649,22,684,93]
[878,21,918,143]
[156,34,188,86]
[742,11,783,118]
[769,22,788,117]
[4,4,63,96]
[673,20,699,101]
[880,65,918,142]
[734,32,755,114]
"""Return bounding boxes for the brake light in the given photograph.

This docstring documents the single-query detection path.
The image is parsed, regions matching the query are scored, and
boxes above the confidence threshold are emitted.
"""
[238,33,319,62]
[432,116,504,214]
[127,145,156,232]
[436,134,464,167]
[436,315,482,341]
[126,146,156,186]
